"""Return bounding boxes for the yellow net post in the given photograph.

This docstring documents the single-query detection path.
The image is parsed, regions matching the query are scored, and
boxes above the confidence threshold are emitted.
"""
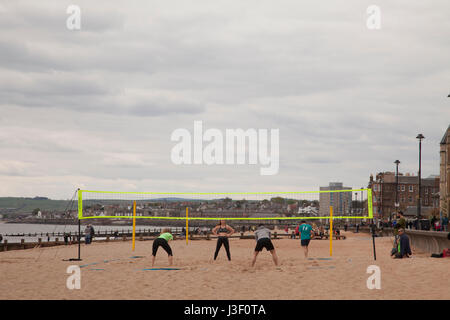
[329,206,333,256]
[186,207,189,245]
[132,200,136,251]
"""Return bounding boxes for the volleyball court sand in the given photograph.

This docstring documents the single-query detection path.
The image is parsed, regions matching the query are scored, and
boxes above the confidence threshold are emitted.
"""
[0,232,448,300]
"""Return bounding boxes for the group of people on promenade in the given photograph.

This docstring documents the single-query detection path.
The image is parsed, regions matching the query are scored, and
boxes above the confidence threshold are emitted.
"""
[382,212,449,232]
[151,220,315,267]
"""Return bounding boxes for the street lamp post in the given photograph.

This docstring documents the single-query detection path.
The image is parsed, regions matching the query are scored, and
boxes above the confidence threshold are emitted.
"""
[394,160,400,217]
[380,174,384,223]
[416,134,425,229]
[361,188,363,215]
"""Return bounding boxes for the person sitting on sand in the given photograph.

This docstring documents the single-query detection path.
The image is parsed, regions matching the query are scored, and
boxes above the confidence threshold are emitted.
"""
[211,220,234,261]
[392,228,412,259]
[152,228,175,267]
[251,224,279,267]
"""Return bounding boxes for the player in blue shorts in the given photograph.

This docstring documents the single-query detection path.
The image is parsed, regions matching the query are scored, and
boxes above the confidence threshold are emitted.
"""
[298,221,314,258]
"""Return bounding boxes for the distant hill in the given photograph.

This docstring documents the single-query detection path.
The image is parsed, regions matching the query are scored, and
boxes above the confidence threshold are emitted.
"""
[0,197,75,214]
[0,197,203,214]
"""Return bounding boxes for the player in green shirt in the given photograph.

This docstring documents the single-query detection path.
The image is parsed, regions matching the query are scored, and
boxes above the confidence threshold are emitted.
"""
[298,221,314,258]
[152,228,174,267]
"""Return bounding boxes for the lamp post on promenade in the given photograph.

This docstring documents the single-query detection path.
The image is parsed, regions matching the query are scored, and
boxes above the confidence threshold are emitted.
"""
[394,160,400,216]
[361,188,364,216]
[416,134,425,228]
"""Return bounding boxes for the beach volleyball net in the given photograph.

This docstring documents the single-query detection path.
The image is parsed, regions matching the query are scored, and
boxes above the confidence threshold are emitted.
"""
[77,189,373,221]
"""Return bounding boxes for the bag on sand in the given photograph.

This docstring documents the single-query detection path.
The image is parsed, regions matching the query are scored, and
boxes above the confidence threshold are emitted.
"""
[443,248,450,258]
[430,249,450,258]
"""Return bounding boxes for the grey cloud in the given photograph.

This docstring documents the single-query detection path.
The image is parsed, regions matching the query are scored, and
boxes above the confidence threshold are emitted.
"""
[0,0,449,198]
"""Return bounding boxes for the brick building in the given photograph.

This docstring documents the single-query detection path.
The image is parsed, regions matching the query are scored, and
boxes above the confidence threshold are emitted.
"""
[440,125,450,216]
[368,172,439,221]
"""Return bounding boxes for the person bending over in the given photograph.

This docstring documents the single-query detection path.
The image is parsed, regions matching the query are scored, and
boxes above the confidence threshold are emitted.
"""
[251,224,279,267]
[152,228,174,267]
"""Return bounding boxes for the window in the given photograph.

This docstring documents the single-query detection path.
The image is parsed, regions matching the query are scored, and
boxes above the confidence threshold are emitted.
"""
[409,196,413,203]
[425,188,428,194]
[401,185,405,192]
[373,184,377,192]
[409,185,413,192]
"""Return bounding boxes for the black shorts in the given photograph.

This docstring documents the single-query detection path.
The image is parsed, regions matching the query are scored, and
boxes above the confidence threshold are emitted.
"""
[255,238,275,252]
[152,238,173,256]
[301,239,310,247]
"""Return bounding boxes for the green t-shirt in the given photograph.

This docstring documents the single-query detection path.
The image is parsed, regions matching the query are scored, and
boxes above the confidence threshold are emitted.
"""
[299,224,313,240]
[158,233,173,242]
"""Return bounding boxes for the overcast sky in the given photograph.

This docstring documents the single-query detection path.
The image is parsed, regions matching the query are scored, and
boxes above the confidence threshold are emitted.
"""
[0,0,449,199]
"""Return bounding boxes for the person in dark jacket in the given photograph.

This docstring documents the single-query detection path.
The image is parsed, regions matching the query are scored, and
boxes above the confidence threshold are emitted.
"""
[393,228,412,259]
[84,225,92,244]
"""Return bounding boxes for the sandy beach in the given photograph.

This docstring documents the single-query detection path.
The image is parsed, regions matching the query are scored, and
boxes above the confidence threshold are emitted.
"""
[0,231,448,300]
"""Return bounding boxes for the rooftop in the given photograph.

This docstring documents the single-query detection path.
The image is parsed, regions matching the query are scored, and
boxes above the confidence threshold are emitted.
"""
[440,124,450,145]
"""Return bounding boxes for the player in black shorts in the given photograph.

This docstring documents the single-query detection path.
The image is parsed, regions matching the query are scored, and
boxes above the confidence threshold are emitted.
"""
[251,224,279,267]
[151,228,174,267]
[298,221,314,258]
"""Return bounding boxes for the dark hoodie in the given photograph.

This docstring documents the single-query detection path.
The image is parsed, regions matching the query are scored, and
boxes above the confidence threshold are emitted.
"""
[399,233,412,257]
